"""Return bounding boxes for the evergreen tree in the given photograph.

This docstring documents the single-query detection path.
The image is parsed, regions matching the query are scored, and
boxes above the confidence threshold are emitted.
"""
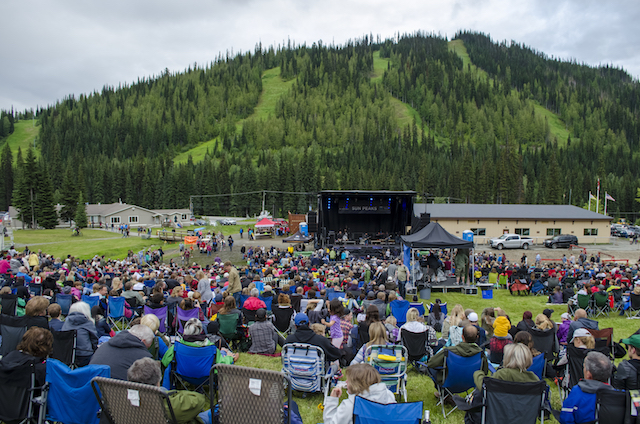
[75,193,88,228]
[36,161,59,229]
[59,164,78,226]
[0,143,13,210]
[11,148,29,228]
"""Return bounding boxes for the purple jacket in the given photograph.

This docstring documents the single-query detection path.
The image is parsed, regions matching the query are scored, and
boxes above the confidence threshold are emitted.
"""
[557,319,572,344]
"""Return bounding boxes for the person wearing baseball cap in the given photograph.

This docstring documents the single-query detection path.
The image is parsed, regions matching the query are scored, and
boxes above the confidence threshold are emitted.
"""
[467,312,487,347]
[248,308,283,355]
[570,328,595,348]
[613,334,640,390]
[285,313,342,363]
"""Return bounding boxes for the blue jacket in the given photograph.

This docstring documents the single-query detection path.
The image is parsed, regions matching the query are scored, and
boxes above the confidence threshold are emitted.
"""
[560,379,615,424]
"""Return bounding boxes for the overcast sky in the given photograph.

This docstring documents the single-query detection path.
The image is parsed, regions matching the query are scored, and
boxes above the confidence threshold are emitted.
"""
[2,0,639,112]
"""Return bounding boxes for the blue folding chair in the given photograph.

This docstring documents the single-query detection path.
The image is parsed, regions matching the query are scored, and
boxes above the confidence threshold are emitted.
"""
[433,351,483,417]
[259,295,273,311]
[55,294,73,316]
[410,302,425,317]
[365,344,408,402]
[327,291,343,301]
[429,302,447,316]
[81,295,100,310]
[28,284,42,297]
[107,297,130,330]
[390,299,410,326]
[170,342,216,393]
[527,353,546,380]
[82,283,94,296]
[239,294,250,309]
[255,281,265,292]
[353,396,424,424]
[282,343,336,398]
[46,358,110,424]
[144,305,169,334]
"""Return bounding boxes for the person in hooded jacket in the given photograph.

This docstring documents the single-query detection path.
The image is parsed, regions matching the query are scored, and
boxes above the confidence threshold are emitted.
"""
[566,309,599,342]
[285,313,341,363]
[0,326,52,386]
[61,301,98,367]
[613,334,640,390]
[89,324,154,380]
[323,363,396,424]
[560,351,614,424]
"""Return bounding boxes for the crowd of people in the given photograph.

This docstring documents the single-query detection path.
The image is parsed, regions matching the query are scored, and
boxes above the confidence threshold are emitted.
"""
[1,242,640,424]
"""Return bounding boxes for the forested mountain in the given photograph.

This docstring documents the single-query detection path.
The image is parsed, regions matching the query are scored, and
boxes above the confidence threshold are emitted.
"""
[3,31,640,226]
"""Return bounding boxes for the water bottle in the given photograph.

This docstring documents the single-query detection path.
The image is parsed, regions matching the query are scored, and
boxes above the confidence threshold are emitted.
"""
[424,410,431,424]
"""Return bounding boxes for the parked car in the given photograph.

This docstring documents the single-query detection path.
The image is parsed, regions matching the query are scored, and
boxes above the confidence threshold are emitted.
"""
[489,234,533,250]
[543,234,578,249]
[194,219,207,226]
[221,218,237,225]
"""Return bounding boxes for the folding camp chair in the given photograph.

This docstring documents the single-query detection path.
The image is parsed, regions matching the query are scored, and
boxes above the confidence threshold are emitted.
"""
[272,306,295,339]
[390,299,410,326]
[259,295,273,311]
[327,291,343,301]
[92,377,178,424]
[175,306,200,335]
[107,297,131,330]
[588,327,614,357]
[55,293,73,316]
[1,293,18,315]
[558,344,611,400]
[353,396,424,424]
[211,364,292,424]
[577,294,593,317]
[217,312,243,348]
[46,358,111,424]
[81,295,100,310]
[627,293,640,318]
[143,305,168,334]
[170,342,217,393]
[28,284,42,297]
[365,344,409,402]
[481,379,546,424]
[431,351,483,417]
[242,307,258,324]
[409,302,425,316]
[528,327,557,376]
[610,288,624,313]
[592,291,610,318]
[0,314,29,356]
[239,294,250,309]
[0,358,48,424]
[401,328,429,372]
[51,329,77,368]
[282,343,336,398]
[594,388,628,424]
[527,353,546,380]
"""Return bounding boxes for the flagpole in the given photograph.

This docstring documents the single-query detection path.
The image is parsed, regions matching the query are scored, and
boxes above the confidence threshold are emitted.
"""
[596,179,600,214]
[588,191,592,211]
[604,192,608,216]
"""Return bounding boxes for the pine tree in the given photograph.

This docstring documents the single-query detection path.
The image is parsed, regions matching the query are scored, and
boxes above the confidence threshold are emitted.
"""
[11,148,29,228]
[36,161,59,229]
[75,193,88,228]
[0,143,13,210]
[59,164,78,226]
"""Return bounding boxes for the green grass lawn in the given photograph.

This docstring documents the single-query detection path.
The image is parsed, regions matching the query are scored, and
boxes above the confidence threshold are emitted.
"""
[371,50,388,83]
[11,228,159,259]
[236,288,639,424]
[174,67,295,165]
[2,120,40,160]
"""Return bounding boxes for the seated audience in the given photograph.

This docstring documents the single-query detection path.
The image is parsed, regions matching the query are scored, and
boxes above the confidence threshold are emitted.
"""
[61,301,98,367]
[488,316,513,365]
[89,324,154,380]
[48,303,64,332]
[566,309,599,342]
[613,334,640,390]
[0,327,52,386]
[248,308,284,355]
[400,307,437,356]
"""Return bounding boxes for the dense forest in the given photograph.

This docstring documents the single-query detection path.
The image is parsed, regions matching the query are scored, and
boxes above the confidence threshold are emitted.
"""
[1,31,639,227]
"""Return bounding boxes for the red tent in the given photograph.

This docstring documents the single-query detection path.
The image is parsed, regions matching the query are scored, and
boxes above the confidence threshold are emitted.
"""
[255,218,276,228]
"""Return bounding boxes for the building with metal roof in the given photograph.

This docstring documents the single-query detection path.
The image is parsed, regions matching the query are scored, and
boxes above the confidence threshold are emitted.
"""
[414,203,612,245]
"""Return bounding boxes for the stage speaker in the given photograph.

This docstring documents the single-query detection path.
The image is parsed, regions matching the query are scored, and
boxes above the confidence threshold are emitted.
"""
[328,231,336,245]
[412,213,431,233]
[307,211,318,232]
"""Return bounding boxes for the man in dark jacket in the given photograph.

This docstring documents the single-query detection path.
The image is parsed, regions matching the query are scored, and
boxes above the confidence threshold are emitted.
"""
[426,325,489,386]
[560,351,613,424]
[613,334,640,390]
[89,325,154,380]
[285,313,341,362]
[566,309,599,342]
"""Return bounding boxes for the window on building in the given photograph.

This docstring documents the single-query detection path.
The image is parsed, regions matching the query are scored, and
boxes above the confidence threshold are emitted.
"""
[471,228,486,236]
[181,214,187,220]
[515,228,530,236]
[584,228,599,236]
[129,216,139,224]
[111,216,121,224]
[547,228,561,236]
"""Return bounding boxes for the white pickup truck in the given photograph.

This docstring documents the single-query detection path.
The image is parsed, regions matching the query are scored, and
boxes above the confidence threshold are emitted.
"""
[489,234,533,250]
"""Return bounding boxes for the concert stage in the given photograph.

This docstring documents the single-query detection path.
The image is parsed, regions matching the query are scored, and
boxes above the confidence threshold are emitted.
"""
[316,190,416,248]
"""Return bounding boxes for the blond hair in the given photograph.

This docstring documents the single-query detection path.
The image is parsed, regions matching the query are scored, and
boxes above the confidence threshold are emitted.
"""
[449,304,465,327]
[366,322,388,348]
[502,343,533,372]
[140,314,160,333]
[310,323,325,336]
[575,335,596,349]
[385,316,397,326]
[345,364,381,395]
[535,314,553,331]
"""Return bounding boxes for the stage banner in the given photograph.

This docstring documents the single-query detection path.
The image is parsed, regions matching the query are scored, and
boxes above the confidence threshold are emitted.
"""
[403,244,411,271]
[184,236,198,245]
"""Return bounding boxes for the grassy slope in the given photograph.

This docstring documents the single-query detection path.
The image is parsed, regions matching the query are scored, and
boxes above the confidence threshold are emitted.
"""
[448,39,572,147]
[11,228,158,259]
[2,120,40,160]
[174,67,296,164]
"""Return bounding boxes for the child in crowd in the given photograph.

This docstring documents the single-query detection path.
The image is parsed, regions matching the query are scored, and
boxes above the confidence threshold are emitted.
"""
[384,315,400,343]
[322,299,345,348]
[48,303,64,332]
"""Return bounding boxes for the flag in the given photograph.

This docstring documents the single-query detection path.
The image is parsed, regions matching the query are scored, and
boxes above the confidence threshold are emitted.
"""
[589,193,596,200]
[606,193,616,202]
